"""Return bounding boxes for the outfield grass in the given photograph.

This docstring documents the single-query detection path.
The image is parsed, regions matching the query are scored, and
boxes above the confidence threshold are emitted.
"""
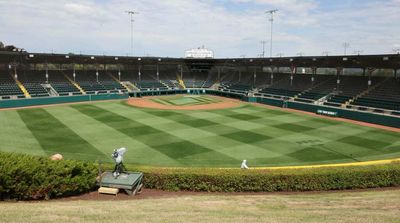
[0,189,399,223]
[0,96,399,167]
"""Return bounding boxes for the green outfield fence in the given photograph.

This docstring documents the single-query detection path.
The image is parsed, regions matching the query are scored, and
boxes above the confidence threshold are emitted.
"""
[207,90,400,128]
[285,101,400,128]
[1,89,399,128]
[0,93,129,109]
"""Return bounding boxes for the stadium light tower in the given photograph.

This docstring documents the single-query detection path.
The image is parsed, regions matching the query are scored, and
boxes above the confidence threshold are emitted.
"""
[266,9,278,58]
[342,42,350,55]
[126,10,139,56]
[260,40,266,58]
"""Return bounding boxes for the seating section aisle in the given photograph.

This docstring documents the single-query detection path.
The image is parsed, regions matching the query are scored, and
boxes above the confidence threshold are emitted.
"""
[182,71,215,88]
[0,71,24,99]
[324,76,381,106]
[48,71,81,96]
[66,71,125,94]
[352,78,400,111]
[261,74,316,98]
[136,81,167,91]
[18,70,49,97]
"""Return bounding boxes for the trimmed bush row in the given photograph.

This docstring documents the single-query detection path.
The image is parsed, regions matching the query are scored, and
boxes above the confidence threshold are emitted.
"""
[1,151,399,200]
[134,163,400,192]
[0,152,97,200]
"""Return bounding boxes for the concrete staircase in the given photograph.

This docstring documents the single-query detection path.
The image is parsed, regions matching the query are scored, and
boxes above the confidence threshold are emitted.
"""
[345,77,390,106]
[122,81,140,91]
[63,73,86,94]
[159,80,170,89]
[176,73,186,89]
[42,84,59,96]
[11,73,31,98]
[108,73,134,92]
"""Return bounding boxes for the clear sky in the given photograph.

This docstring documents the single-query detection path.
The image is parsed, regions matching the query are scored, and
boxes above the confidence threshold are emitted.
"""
[0,0,399,58]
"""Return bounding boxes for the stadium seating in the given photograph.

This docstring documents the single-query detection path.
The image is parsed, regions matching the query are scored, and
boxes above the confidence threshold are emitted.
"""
[260,88,300,97]
[47,71,81,95]
[0,71,24,99]
[1,65,399,116]
[184,79,206,88]
[65,70,125,94]
[136,81,167,91]
[160,79,178,88]
[225,84,252,92]
[17,70,50,97]
[351,77,400,111]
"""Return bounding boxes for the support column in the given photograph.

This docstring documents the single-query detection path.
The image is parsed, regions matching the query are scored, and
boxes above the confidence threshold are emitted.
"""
[394,69,398,79]
[118,66,121,81]
[290,66,297,86]
[336,67,343,90]
[311,67,317,86]
[180,65,183,80]
[14,66,17,80]
[156,64,160,81]
[270,66,274,86]
[138,65,141,82]
[239,70,242,82]
[217,67,221,82]
[367,67,376,88]
[253,69,257,88]
[45,63,49,83]
[96,64,99,82]
[73,65,76,82]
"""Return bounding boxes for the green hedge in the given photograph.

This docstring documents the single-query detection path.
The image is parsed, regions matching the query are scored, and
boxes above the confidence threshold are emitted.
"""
[1,151,399,200]
[0,152,97,200]
[133,163,400,192]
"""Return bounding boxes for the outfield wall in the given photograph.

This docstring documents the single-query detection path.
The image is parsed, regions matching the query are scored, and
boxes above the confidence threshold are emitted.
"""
[0,94,129,109]
[206,90,400,128]
[285,101,400,128]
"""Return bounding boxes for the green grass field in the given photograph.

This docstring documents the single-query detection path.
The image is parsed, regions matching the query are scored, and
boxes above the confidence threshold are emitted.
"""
[0,96,399,167]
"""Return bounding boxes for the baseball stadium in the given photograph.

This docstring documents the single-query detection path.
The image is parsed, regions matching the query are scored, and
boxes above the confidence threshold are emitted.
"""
[0,55,399,168]
[1,1,400,222]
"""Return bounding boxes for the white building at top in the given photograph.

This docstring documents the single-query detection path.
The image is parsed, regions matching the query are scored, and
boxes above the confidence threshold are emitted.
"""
[184,46,214,59]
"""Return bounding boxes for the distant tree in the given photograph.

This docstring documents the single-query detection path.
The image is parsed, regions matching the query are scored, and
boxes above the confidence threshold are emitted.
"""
[5,45,17,51]
[0,41,4,49]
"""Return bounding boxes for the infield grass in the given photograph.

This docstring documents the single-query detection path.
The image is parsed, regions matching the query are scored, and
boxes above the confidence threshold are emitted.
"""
[0,96,399,167]
[150,95,219,106]
[0,189,399,223]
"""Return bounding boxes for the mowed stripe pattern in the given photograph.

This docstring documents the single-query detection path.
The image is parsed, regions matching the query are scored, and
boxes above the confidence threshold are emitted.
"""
[0,99,399,167]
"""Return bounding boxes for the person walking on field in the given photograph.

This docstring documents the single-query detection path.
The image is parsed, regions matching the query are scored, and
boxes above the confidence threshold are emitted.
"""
[241,160,249,169]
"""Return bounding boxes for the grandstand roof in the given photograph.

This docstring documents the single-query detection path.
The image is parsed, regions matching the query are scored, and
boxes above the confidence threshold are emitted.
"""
[0,51,399,69]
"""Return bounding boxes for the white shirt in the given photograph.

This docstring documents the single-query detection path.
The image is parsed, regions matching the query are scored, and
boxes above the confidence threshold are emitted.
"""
[241,160,249,169]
